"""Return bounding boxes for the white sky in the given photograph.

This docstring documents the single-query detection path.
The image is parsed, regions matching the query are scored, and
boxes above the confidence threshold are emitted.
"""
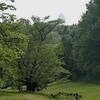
[13,0,90,25]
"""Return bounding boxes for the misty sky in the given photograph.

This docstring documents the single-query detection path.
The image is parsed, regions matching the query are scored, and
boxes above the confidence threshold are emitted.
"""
[14,0,91,25]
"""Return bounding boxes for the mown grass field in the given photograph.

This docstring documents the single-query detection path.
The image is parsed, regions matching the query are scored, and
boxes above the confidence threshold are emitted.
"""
[0,81,100,100]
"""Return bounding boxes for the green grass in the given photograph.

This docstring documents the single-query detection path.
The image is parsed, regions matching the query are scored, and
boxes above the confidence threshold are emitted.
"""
[0,90,48,100]
[42,81,100,100]
[0,81,100,100]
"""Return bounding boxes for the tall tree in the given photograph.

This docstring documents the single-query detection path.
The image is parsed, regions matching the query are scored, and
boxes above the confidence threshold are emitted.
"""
[73,0,100,81]
[55,25,78,79]
[17,16,69,91]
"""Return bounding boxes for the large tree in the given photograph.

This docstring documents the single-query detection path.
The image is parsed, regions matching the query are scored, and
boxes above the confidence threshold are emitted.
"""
[73,0,100,81]
[17,16,69,91]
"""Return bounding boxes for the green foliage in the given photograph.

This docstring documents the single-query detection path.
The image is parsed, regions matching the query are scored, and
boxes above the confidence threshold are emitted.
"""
[0,0,16,22]
[55,25,77,79]
[0,22,27,88]
[72,0,100,81]
[0,0,27,88]
[17,17,69,91]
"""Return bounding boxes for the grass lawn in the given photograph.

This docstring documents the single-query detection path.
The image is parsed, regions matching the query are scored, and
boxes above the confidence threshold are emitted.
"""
[0,90,48,100]
[0,81,100,100]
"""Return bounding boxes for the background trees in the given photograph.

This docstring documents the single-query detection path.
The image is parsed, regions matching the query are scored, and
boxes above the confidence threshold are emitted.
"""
[71,0,100,81]
[55,0,100,82]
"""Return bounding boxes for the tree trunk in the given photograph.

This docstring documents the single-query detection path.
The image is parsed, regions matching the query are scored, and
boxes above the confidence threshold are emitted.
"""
[18,82,22,91]
[26,82,37,92]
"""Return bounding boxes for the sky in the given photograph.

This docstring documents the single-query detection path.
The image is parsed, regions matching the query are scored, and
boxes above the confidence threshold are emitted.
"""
[13,0,91,25]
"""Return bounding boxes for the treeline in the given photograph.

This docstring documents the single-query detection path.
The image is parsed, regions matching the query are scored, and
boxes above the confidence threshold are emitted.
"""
[0,0,100,92]
[57,0,100,82]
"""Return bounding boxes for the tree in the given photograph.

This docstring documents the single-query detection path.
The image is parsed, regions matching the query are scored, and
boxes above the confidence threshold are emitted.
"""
[17,16,69,91]
[54,25,78,79]
[0,0,27,88]
[73,0,100,81]
[0,0,16,22]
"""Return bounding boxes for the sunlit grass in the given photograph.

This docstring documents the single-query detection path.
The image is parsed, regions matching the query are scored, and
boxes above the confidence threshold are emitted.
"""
[0,81,100,100]
[42,81,100,100]
[0,90,47,100]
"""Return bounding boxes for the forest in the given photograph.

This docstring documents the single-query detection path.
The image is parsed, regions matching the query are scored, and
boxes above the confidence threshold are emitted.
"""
[0,0,100,100]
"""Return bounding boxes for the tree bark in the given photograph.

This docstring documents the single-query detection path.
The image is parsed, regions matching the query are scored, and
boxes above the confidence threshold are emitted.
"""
[18,82,22,91]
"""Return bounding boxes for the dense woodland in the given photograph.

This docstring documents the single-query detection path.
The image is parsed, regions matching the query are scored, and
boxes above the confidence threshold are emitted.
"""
[0,0,100,92]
